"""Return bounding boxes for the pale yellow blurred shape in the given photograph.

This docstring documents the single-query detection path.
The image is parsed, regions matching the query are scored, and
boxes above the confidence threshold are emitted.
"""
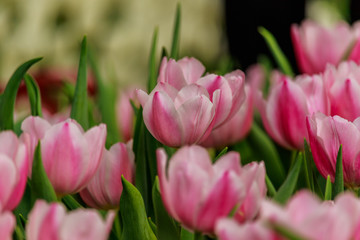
[0,0,223,87]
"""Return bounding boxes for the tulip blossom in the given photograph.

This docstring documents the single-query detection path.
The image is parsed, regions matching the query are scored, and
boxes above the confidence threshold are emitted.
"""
[0,131,29,211]
[323,61,360,121]
[116,88,138,142]
[26,200,115,240]
[306,112,360,187]
[216,191,360,240]
[233,161,266,223]
[21,116,106,195]
[80,141,135,209]
[257,71,330,150]
[137,57,246,147]
[291,20,360,74]
[157,145,266,234]
[200,84,253,148]
[157,57,246,129]
[137,83,216,147]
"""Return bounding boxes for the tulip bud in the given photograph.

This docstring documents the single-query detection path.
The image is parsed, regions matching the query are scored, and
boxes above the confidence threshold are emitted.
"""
[21,116,106,195]
[80,141,135,209]
[26,200,114,240]
[291,20,360,74]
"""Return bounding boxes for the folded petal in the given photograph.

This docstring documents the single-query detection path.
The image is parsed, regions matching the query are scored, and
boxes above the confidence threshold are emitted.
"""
[144,91,184,147]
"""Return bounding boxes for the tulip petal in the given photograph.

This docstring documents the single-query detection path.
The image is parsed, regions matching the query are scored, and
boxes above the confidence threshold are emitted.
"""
[167,146,213,228]
[41,121,87,194]
[0,155,17,210]
[266,78,308,149]
[0,212,15,240]
[333,116,360,186]
[27,200,65,240]
[198,75,233,128]
[224,70,246,121]
[291,24,314,74]
[144,91,184,147]
[4,142,29,210]
[176,94,215,144]
[156,148,178,220]
[163,59,187,90]
[59,210,110,240]
[21,116,52,140]
[306,114,337,181]
[195,171,241,233]
[330,78,360,121]
[177,57,205,84]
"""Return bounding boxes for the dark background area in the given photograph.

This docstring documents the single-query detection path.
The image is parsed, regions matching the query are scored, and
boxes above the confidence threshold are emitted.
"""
[225,0,360,73]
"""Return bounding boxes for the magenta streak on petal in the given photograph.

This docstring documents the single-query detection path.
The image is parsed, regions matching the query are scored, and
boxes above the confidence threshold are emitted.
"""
[152,92,183,146]
[274,80,307,149]
[306,117,336,181]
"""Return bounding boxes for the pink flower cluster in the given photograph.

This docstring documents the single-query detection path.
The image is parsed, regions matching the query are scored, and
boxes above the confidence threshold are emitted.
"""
[136,57,247,147]
[216,190,360,240]
[157,145,266,234]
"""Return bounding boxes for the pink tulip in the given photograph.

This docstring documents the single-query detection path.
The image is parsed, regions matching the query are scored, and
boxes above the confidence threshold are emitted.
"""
[200,84,254,148]
[0,209,15,240]
[21,116,106,195]
[137,83,216,147]
[157,145,266,234]
[26,200,115,240]
[257,71,330,150]
[158,57,246,129]
[0,131,29,211]
[216,191,360,240]
[116,88,138,142]
[306,112,360,187]
[233,162,266,223]
[80,141,135,209]
[291,20,360,74]
[323,61,360,121]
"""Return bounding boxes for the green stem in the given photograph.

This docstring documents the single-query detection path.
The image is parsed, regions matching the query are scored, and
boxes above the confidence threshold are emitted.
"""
[114,213,122,239]
[194,231,203,240]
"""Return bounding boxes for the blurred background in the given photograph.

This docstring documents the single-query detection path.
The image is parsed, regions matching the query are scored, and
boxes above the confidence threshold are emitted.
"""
[0,0,357,86]
[0,0,224,87]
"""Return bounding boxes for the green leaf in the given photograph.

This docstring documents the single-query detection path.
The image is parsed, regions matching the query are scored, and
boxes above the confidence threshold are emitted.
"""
[180,228,193,240]
[170,3,181,59]
[24,74,42,117]
[333,145,344,198]
[120,176,157,240]
[303,139,314,192]
[152,177,180,240]
[313,174,325,200]
[148,218,157,237]
[247,122,285,187]
[265,174,277,197]
[258,27,294,77]
[88,48,119,147]
[148,27,159,92]
[214,147,228,162]
[273,152,303,205]
[14,180,32,219]
[269,222,307,240]
[30,142,57,203]
[324,175,332,201]
[161,47,169,59]
[133,108,152,216]
[331,0,350,21]
[14,225,25,240]
[70,36,89,130]
[133,107,161,219]
[62,195,83,210]
[0,57,42,130]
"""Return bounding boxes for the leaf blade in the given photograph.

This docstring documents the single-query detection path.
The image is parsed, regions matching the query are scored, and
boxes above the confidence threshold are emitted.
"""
[70,36,89,130]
